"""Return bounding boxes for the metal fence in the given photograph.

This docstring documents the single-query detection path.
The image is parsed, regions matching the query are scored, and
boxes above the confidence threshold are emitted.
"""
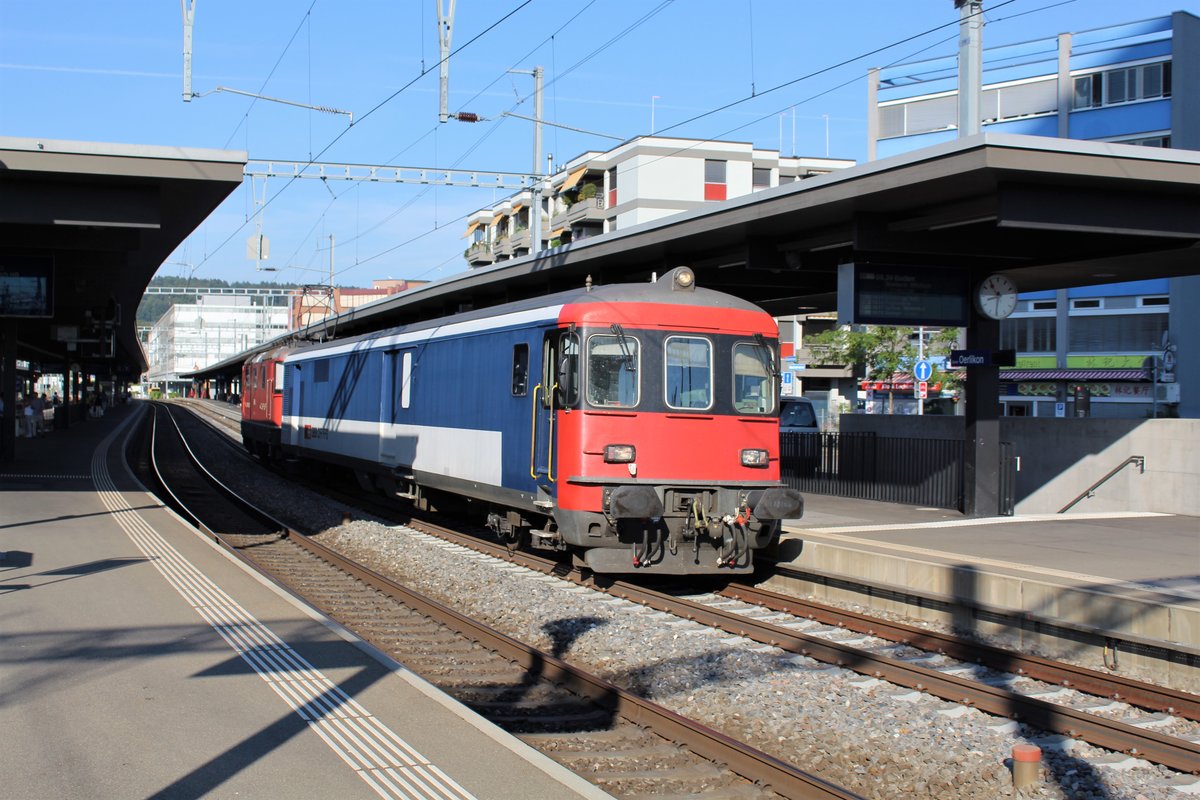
[999,441,1017,516]
[780,431,966,510]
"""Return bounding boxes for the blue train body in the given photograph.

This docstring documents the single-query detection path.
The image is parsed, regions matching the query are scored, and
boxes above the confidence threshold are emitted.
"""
[275,272,803,574]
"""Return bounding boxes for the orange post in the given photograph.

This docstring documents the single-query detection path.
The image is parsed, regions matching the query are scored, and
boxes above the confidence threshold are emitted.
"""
[1012,743,1042,790]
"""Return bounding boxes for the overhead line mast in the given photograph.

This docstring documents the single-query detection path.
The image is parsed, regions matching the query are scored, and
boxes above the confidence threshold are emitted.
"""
[179,1,351,120]
[181,0,195,102]
[436,0,457,123]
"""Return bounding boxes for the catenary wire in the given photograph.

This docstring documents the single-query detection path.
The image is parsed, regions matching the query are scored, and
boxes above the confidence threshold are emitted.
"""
[221,0,321,150]
[199,0,1063,285]
[187,0,534,277]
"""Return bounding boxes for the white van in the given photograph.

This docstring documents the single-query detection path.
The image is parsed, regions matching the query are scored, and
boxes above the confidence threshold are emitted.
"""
[779,396,819,434]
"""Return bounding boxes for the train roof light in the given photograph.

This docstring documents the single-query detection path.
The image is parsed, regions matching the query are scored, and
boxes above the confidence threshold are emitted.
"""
[670,266,696,292]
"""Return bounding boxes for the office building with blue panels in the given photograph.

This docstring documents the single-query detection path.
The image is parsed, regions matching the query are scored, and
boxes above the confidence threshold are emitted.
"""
[867,12,1199,419]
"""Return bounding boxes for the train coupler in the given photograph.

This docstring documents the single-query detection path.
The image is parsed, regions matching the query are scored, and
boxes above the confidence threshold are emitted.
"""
[716,507,751,569]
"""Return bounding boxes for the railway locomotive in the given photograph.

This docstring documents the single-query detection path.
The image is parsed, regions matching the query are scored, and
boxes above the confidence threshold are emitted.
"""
[241,268,802,574]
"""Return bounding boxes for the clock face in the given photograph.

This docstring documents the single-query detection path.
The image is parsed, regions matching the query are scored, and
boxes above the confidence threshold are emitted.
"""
[975,274,1018,320]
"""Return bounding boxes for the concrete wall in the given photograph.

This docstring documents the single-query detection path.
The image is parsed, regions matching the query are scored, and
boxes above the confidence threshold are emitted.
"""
[836,415,1200,515]
[1006,418,1200,515]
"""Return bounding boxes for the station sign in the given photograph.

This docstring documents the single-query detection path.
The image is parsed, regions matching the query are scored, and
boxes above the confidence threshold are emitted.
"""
[838,263,969,327]
[949,349,1016,367]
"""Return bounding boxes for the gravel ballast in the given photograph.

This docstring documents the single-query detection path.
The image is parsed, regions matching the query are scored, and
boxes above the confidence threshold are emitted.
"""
[183,406,1189,800]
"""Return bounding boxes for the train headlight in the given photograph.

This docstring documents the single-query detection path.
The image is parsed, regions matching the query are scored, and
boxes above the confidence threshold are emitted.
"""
[740,448,770,468]
[671,266,696,291]
[604,444,636,463]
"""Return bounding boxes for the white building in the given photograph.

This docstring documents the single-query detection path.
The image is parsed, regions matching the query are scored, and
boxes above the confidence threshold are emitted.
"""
[143,294,289,395]
[464,136,852,266]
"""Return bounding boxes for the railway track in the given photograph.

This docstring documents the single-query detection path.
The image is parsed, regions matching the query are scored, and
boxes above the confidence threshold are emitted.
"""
[147,402,861,800]
[340,512,1200,775]
[176,398,1200,785]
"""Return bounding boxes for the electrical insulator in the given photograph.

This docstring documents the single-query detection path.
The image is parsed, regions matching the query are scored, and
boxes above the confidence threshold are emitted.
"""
[455,112,480,123]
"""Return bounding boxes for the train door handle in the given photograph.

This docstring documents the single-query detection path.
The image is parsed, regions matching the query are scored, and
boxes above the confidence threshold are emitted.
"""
[530,384,542,479]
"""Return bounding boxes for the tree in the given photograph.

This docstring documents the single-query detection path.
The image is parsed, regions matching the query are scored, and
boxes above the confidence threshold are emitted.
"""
[805,325,962,413]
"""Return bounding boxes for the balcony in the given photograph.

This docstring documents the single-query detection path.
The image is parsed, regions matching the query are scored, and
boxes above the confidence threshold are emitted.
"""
[493,237,514,258]
[551,197,606,231]
[509,227,530,251]
[465,241,495,266]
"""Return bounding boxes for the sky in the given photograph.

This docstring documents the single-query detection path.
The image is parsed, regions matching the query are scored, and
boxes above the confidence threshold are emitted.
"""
[0,0,1190,289]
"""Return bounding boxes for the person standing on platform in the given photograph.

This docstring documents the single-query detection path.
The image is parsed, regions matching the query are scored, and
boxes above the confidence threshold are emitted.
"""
[31,394,45,436]
[23,400,36,438]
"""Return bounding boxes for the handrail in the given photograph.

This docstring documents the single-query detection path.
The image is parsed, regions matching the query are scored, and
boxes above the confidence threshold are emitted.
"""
[547,382,557,482]
[528,382,556,482]
[529,383,542,479]
[1058,455,1145,513]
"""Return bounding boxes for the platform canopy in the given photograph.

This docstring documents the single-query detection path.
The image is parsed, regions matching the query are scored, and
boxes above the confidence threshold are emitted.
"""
[0,137,246,378]
[277,134,1200,345]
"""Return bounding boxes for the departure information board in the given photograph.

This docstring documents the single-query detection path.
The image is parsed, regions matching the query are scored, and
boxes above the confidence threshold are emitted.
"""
[0,257,54,318]
[837,263,969,327]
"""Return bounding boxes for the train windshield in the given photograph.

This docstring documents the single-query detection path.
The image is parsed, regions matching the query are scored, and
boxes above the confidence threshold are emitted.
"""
[732,342,775,414]
[665,336,712,410]
[587,333,639,408]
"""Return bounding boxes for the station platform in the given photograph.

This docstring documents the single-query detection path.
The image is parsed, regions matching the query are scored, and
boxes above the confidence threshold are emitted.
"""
[776,496,1199,690]
[0,402,610,800]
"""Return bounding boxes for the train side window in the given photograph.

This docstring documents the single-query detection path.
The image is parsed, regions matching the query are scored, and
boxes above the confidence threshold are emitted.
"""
[511,344,529,396]
[732,342,774,413]
[556,331,580,407]
[401,351,413,409]
[586,333,639,407]
[665,336,712,410]
[547,331,578,410]
[314,360,330,384]
[274,361,285,392]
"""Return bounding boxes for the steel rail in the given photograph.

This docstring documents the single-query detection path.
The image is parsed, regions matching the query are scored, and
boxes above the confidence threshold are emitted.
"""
[285,532,863,800]
[763,560,1200,660]
[351,515,1200,772]
[593,579,1200,774]
[164,403,861,800]
[152,403,288,536]
[721,581,1200,721]
[173,400,1200,773]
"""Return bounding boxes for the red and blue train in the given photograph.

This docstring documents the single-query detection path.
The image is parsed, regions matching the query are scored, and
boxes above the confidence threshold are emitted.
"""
[241,268,802,575]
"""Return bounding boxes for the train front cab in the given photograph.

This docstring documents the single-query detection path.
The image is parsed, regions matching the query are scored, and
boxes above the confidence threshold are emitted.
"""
[241,349,286,459]
[532,269,803,575]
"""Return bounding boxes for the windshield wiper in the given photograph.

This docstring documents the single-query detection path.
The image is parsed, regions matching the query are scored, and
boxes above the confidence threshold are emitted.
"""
[610,323,635,369]
[753,333,778,378]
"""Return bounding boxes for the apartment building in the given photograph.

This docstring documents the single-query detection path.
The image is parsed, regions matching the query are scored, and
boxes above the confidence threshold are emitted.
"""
[867,11,1199,419]
[463,136,851,266]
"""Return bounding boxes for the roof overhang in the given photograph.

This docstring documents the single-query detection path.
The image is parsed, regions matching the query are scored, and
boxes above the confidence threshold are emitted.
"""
[0,137,246,377]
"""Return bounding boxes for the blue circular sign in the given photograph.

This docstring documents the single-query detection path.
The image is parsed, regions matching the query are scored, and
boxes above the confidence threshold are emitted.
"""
[914,360,933,382]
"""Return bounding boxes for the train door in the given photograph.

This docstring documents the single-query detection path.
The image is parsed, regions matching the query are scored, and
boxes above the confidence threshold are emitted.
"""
[287,362,303,448]
[531,329,578,498]
[271,358,285,427]
[380,349,414,465]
